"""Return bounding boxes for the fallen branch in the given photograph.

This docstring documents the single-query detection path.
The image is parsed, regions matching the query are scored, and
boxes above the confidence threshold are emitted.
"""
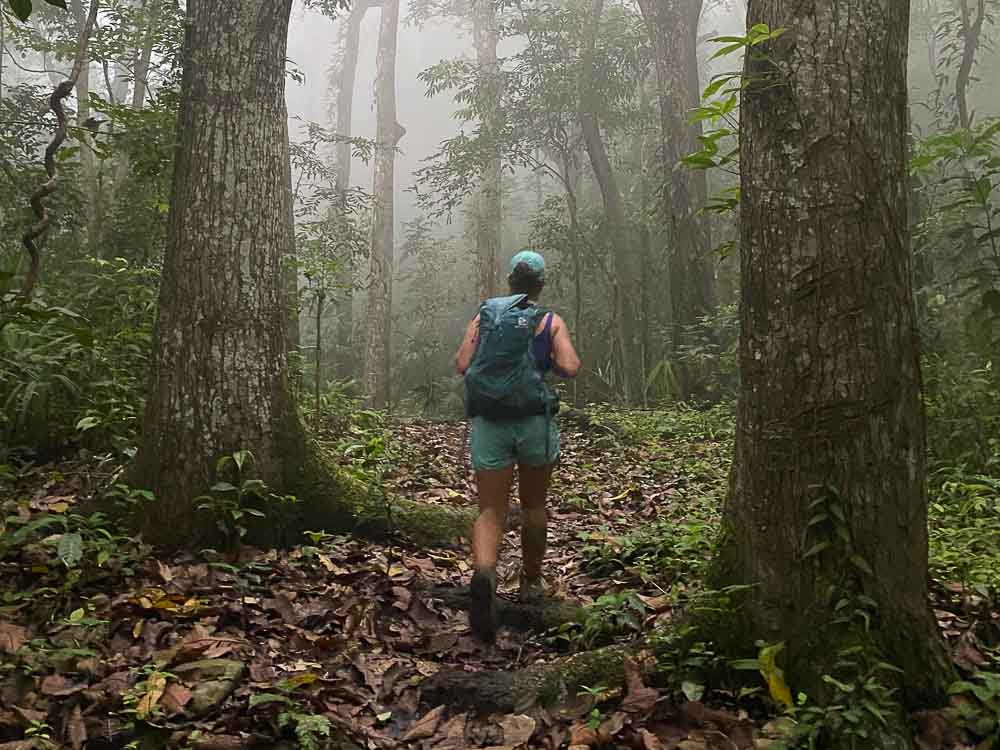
[19,0,99,300]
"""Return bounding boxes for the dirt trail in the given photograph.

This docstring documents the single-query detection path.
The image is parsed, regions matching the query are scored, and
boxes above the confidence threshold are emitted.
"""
[0,416,717,749]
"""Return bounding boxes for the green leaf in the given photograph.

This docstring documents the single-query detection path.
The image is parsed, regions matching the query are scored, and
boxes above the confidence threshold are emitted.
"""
[76,416,101,431]
[802,540,830,559]
[729,659,762,671]
[57,532,84,567]
[9,0,33,21]
[849,555,874,576]
[42,0,67,8]
[249,693,290,709]
[210,482,238,493]
[69,607,85,623]
[681,680,705,701]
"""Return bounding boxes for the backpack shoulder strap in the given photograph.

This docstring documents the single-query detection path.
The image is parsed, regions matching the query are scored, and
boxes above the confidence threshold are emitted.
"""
[481,295,528,324]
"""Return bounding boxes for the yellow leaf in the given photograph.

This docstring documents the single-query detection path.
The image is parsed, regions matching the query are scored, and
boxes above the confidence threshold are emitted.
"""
[608,487,634,502]
[137,672,167,720]
[49,502,69,513]
[283,672,319,688]
[132,620,144,638]
[758,643,793,710]
[317,554,335,572]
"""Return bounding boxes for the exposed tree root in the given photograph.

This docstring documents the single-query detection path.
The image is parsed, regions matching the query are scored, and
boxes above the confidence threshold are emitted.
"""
[244,449,477,549]
[420,642,641,713]
[426,585,583,631]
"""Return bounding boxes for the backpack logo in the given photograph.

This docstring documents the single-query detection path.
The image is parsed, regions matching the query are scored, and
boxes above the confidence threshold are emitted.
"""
[515,315,530,328]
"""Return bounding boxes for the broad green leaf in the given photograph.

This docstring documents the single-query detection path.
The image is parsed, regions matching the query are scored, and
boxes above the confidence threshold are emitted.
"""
[76,416,101,431]
[57,532,84,567]
[9,0,33,21]
[681,680,705,701]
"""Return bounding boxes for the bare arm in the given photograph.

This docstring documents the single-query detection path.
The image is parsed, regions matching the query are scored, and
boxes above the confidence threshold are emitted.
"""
[455,315,480,375]
[550,314,581,378]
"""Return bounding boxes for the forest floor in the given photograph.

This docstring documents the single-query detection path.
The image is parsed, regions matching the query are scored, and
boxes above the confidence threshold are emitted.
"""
[0,408,996,749]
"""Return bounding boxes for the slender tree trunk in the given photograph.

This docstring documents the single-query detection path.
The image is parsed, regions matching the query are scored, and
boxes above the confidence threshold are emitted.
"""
[637,0,715,401]
[70,0,99,252]
[134,0,309,547]
[559,149,585,407]
[472,0,501,301]
[714,0,951,708]
[331,0,369,380]
[578,0,642,404]
[362,0,403,409]
[955,0,986,129]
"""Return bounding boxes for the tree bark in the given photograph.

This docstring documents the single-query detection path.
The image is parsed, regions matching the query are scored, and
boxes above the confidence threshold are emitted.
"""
[714,0,951,708]
[331,0,369,381]
[578,0,643,405]
[636,0,715,400]
[133,0,304,546]
[70,0,99,252]
[955,0,986,129]
[472,0,501,302]
[362,0,403,409]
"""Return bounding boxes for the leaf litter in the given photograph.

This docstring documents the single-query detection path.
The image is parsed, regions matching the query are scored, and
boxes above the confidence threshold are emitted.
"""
[0,415,995,748]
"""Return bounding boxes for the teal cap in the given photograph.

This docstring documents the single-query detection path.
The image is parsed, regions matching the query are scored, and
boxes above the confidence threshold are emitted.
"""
[510,250,545,281]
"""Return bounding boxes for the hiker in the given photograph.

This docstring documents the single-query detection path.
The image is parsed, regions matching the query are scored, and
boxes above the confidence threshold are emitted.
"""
[455,250,581,642]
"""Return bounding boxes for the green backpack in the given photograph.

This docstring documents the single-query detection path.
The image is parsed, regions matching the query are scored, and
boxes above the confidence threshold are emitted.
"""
[464,294,558,419]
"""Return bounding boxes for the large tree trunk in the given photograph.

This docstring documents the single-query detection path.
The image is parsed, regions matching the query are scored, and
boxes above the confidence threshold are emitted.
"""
[134,0,304,545]
[578,0,643,405]
[362,0,403,409]
[636,0,715,400]
[472,0,501,301]
[331,0,370,381]
[132,0,467,550]
[714,0,951,708]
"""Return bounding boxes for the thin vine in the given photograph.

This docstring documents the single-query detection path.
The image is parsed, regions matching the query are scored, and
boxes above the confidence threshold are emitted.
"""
[19,0,99,300]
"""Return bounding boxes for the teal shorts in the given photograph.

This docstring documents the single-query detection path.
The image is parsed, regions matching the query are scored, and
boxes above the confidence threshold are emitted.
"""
[470,415,560,471]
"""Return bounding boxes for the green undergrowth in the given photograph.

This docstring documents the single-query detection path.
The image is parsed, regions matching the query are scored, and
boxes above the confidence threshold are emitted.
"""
[579,404,731,595]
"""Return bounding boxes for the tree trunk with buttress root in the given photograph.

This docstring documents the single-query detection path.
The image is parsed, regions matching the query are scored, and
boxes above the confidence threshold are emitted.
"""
[711,0,952,711]
[133,0,468,550]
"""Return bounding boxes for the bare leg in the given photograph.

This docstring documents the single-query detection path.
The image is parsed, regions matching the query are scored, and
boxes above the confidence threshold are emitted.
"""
[470,466,514,642]
[518,462,553,582]
[472,466,515,571]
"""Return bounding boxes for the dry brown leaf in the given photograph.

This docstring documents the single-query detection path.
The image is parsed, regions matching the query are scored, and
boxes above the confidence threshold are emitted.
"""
[402,704,446,741]
[569,723,599,747]
[500,714,537,746]
[40,675,84,696]
[392,586,412,611]
[137,672,167,720]
[162,682,193,715]
[67,705,86,750]
[640,729,664,750]
[0,623,27,655]
[435,713,467,749]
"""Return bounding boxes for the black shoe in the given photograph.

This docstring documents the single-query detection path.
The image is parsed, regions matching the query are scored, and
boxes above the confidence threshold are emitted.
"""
[469,568,497,643]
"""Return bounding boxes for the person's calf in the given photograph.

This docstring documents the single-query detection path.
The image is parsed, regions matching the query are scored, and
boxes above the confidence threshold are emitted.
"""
[520,507,547,581]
